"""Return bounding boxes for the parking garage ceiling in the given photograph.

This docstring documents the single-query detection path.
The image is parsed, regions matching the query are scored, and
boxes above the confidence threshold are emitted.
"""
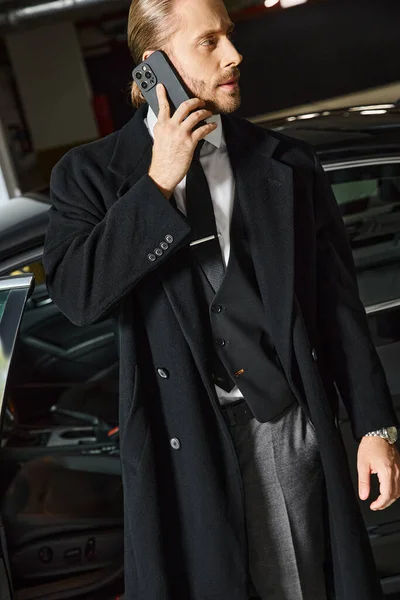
[0,0,267,30]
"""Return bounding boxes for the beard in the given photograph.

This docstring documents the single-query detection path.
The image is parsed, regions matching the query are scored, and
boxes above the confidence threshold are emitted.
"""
[170,53,241,115]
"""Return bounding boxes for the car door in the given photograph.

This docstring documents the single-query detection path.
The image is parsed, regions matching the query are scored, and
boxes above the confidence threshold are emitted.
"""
[0,257,119,425]
[326,157,400,593]
[6,260,118,388]
[0,274,35,600]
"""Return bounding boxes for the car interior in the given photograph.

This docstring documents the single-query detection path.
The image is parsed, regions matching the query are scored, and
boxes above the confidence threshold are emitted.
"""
[0,266,124,600]
[0,159,400,598]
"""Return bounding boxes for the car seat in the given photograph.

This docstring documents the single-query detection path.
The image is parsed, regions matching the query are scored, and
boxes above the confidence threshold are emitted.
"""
[2,455,123,585]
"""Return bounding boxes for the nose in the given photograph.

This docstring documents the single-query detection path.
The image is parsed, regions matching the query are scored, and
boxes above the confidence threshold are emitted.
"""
[223,38,243,70]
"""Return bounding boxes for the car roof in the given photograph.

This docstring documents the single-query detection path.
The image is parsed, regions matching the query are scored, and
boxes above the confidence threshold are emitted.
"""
[0,195,50,261]
[255,103,400,163]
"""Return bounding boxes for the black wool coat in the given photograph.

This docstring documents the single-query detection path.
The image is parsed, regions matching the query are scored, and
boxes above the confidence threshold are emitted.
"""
[43,101,399,600]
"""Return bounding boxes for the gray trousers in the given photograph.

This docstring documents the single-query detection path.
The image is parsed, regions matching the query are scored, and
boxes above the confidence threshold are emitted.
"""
[223,399,330,600]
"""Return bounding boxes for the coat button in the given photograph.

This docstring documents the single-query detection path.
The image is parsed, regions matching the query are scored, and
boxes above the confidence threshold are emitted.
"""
[147,253,157,262]
[165,234,174,243]
[211,304,222,313]
[160,241,169,250]
[170,437,181,450]
[311,348,318,361]
[215,338,226,347]
[154,248,163,256]
[157,368,169,379]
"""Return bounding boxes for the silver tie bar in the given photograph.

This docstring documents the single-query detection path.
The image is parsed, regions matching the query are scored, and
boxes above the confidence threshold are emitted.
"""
[189,232,221,247]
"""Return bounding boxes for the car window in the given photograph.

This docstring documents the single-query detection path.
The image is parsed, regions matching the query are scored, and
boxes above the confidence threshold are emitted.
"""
[327,162,400,307]
[8,261,45,286]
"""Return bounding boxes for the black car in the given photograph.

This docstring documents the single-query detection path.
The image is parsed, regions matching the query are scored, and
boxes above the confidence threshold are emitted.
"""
[0,103,400,598]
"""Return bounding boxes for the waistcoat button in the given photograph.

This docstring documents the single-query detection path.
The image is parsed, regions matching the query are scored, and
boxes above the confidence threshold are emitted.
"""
[311,348,318,361]
[211,305,222,313]
[157,368,169,379]
[170,438,181,450]
[215,338,226,347]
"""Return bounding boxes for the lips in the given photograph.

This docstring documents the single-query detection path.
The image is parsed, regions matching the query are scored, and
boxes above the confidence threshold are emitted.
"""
[219,77,238,86]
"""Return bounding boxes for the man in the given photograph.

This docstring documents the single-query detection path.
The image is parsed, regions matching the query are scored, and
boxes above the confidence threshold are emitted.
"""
[42,0,400,598]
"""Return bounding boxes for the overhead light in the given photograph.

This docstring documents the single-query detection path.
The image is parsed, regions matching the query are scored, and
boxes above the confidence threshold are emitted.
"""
[349,104,395,112]
[280,0,308,7]
[297,113,319,120]
[264,0,279,6]
[360,110,387,115]
[286,116,297,121]
[12,0,73,16]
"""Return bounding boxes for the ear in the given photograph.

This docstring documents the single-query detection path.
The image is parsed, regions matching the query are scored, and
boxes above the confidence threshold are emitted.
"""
[142,49,156,62]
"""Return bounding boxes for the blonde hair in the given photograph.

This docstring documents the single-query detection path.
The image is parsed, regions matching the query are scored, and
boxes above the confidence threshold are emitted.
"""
[127,0,181,107]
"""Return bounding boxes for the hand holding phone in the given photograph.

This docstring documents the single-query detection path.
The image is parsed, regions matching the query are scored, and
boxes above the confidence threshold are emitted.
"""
[148,83,217,200]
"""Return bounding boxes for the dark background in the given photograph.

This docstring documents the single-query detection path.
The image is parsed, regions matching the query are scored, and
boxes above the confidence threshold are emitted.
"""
[84,0,400,130]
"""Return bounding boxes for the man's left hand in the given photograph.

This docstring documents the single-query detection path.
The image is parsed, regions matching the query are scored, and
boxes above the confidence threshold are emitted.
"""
[358,437,400,510]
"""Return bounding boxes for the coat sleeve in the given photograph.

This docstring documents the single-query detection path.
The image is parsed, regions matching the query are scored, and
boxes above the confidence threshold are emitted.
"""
[312,151,400,443]
[42,149,192,327]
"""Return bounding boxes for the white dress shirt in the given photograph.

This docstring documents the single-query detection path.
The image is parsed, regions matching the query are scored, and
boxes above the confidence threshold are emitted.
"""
[144,105,244,405]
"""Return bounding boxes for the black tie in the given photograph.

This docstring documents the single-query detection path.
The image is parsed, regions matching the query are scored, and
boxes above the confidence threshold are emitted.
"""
[185,140,226,294]
[184,140,235,393]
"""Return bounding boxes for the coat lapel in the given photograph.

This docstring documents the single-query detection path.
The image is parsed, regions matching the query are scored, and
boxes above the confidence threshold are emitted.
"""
[221,116,295,379]
[108,105,295,392]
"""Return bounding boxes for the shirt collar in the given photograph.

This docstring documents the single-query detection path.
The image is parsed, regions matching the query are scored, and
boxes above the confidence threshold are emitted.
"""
[145,104,224,151]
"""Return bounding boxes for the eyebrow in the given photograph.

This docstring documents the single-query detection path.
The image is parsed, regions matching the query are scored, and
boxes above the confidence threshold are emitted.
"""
[193,22,235,43]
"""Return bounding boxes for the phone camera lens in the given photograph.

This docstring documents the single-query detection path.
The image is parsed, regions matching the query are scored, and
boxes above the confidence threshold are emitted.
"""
[135,72,142,80]
[141,82,148,89]
[145,71,152,79]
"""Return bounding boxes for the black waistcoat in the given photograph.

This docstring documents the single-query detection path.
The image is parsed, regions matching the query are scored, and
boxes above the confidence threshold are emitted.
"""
[190,184,298,423]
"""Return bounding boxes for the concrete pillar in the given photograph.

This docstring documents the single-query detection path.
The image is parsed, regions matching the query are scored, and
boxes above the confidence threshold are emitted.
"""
[0,118,18,202]
[5,21,99,183]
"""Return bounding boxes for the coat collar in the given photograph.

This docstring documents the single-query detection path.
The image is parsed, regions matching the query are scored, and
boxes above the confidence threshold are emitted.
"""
[108,104,295,395]
[108,102,153,189]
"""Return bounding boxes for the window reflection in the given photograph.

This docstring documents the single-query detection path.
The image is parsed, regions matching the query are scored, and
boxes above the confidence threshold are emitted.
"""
[328,163,400,306]
[0,291,10,323]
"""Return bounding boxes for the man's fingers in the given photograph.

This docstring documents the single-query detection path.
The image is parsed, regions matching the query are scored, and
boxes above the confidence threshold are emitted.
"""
[370,465,392,510]
[156,84,170,120]
[358,461,371,500]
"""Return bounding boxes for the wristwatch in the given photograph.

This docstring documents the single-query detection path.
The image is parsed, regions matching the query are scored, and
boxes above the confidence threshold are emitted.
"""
[364,426,398,444]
